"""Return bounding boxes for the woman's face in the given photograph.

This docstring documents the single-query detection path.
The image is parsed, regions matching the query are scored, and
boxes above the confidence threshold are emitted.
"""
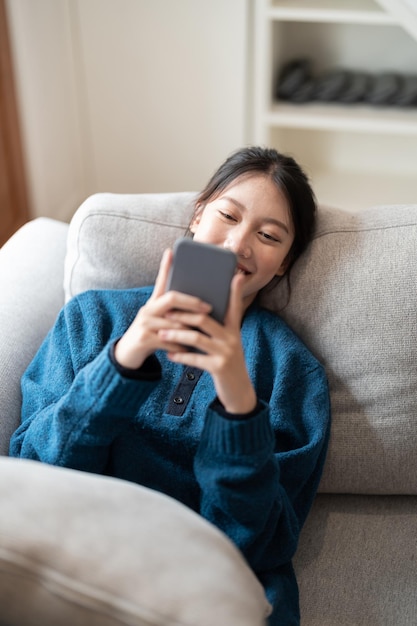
[190,173,294,309]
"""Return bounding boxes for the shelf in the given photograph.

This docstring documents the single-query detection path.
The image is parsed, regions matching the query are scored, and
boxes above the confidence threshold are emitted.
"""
[267,102,417,135]
[253,0,417,211]
[268,0,399,25]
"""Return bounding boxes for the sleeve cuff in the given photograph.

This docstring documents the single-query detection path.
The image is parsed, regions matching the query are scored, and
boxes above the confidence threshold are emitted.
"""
[210,397,263,421]
[201,402,274,456]
[109,340,162,381]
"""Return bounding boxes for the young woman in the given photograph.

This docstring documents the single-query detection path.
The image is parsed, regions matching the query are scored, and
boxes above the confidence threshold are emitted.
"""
[10,146,331,625]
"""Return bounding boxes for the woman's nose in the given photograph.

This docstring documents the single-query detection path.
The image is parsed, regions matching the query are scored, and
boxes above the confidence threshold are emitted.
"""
[224,231,251,259]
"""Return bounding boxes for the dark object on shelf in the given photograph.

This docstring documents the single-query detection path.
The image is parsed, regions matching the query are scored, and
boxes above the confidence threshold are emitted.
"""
[365,73,402,105]
[392,75,417,106]
[313,69,351,101]
[287,79,316,103]
[275,59,417,108]
[338,73,371,103]
[276,58,312,100]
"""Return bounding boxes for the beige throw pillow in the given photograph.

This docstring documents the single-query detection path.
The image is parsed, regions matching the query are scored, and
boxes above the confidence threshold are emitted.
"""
[0,457,271,626]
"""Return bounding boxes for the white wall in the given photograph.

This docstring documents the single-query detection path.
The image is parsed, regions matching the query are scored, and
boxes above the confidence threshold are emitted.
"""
[6,0,250,221]
[6,0,85,222]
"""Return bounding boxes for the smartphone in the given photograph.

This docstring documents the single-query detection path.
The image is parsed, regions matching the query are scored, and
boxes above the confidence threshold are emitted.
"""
[166,238,237,323]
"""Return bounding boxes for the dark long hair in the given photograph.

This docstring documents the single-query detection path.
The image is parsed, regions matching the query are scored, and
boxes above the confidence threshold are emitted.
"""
[191,146,317,295]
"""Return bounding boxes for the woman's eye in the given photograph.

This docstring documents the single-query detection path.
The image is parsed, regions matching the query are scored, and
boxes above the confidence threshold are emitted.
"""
[219,211,237,222]
[259,231,280,243]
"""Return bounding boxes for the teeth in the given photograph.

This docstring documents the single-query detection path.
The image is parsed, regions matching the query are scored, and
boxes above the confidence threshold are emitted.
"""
[236,268,248,275]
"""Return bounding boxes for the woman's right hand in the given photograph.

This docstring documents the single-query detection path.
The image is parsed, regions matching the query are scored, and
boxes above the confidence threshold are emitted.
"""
[114,249,212,369]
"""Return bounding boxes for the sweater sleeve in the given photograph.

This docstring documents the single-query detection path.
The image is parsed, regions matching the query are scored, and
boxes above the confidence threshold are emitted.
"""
[194,363,330,575]
[9,295,160,471]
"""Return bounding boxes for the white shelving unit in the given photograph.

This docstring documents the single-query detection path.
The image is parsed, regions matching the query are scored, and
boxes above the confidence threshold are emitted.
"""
[253,0,417,210]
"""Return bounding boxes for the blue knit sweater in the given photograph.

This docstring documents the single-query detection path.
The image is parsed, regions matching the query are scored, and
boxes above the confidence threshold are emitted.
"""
[10,286,330,625]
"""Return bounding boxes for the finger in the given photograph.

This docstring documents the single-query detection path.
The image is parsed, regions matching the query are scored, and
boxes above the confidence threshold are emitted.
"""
[159,328,213,353]
[142,315,189,333]
[152,248,173,299]
[160,290,212,315]
[140,292,211,331]
[158,340,188,354]
[165,310,220,337]
[167,350,209,368]
[225,273,245,327]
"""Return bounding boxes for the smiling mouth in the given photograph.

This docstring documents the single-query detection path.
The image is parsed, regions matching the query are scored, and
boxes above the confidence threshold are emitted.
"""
[236,266,251,276]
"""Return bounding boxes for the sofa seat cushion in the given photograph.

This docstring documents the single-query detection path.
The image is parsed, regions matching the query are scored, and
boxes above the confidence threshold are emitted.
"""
[294,493,417,625]
[0,457,270,626]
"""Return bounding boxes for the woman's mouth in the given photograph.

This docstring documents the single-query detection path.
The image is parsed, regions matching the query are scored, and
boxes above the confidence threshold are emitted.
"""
[236,265,251,276]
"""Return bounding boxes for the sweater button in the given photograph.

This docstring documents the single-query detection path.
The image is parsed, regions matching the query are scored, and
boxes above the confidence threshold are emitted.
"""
[173,396,184,405]
[186,372,195,381]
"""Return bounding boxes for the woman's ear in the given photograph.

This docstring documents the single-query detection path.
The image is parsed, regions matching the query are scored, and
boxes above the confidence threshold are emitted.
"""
[189,204,203,234]
[189,216,199,234]
[275,254,291,277]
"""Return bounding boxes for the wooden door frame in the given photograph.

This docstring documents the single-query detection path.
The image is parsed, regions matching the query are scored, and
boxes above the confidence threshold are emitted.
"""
[0,0,29,245]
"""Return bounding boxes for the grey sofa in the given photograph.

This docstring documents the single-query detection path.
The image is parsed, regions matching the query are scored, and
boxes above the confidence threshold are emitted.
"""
[0,192,416,626]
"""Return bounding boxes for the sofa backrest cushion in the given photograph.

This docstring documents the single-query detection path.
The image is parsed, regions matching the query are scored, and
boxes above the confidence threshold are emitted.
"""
[64,192,195,299]
[64,193,417,495]
[261,204,417,495]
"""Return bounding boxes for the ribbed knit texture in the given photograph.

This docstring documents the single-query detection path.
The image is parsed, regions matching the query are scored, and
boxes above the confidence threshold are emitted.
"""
[200,406,275,456]
[10,286,330,626]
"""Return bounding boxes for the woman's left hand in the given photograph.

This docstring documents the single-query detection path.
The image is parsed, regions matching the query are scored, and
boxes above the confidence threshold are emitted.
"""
[159,274,257,415]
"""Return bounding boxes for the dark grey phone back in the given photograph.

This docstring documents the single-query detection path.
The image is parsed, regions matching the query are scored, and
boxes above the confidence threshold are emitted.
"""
[167,238,237,323]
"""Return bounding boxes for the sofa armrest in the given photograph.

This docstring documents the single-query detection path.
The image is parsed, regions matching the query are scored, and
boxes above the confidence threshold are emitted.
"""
[0,218,68,455]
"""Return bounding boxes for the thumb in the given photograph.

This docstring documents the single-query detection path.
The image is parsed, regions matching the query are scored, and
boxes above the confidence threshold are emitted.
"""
[224,273,245,327]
